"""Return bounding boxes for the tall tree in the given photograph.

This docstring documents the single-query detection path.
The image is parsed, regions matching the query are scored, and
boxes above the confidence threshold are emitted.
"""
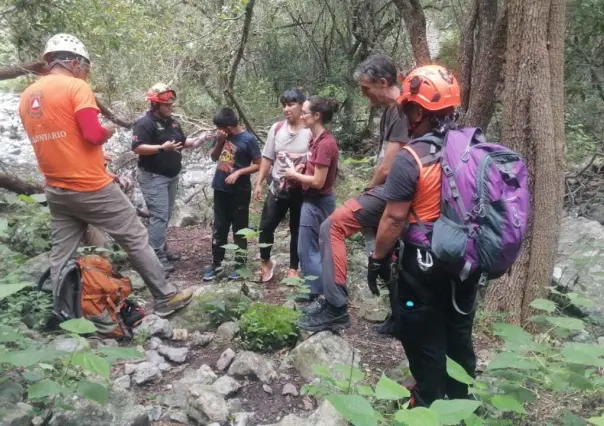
[394,0,431,66]
[484,0,566,324]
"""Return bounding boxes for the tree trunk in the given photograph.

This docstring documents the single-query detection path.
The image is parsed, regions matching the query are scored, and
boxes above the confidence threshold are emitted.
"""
[484,0,566,325]
[459,0,508,130]
[0,173,44,195]
[395,0,432,66]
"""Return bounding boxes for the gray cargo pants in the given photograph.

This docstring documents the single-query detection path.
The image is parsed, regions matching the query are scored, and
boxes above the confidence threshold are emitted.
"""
[45,183,178,304]
[137,169,179,261]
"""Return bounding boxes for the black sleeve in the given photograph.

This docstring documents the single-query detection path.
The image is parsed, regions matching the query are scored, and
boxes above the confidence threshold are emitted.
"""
[131,118,155,150]
[384,107,409,144]
[383,150,420,202]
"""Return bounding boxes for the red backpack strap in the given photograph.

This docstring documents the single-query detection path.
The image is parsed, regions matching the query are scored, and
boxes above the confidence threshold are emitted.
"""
[273,120,286,137]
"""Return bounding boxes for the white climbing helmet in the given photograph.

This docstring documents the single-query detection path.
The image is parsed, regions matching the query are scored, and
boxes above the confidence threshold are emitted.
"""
[43,34,90,62]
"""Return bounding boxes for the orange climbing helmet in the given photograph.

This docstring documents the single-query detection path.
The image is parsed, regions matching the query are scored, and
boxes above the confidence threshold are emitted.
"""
[146,83,176,104]
[397,65,460,112]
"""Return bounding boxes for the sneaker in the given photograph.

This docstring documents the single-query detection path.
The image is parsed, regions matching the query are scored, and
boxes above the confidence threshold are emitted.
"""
[300,298,326,315]
[203,267,220,281]
[153,288,194,317]
[297,302,350,332]
[375,316,397,336]
[260,259,277,283]
[287,269,299,279]
[228,271,242,281]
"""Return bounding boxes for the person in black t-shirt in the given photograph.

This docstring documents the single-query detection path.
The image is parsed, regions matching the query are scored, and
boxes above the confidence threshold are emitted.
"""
[132,83,204,274]
[204,108,261,281]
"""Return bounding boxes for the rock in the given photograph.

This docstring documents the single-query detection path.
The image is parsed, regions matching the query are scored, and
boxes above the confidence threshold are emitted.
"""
[163,365,218,408]
[186,385,229,425]
[167,410,189,424]
[228,351,278,383]
[598,336,604,347]
[101,339,119,348]
[190,331,214,348]
[172,328,189,341]
[122,270,145,291]
[289,332,361,380]
[149,337,162,350]
[124,364,138,375]
[145,350,166,366]
[554,217,604,317]
[216,348,236,371]
[18,251,50,285]
[282,383,298,396]
[145,405,162,422]
[1,402,34,426]
[158,344,189,363]
[263,384,273,395]
[132,362,162,385]
[170,200,201,227]
[212,375,242,397]
[258,400,346,426]
[48,389,150,426]
[227,398,243,413]
[134,314,173,339]
[358,296,390,322]
[572,330,591,342]
[0,381,24,410]
[585,203,604,226]
[54,336,89,353]
[215,321,240,342]
[114,375,131,390]
[232,412,254,426]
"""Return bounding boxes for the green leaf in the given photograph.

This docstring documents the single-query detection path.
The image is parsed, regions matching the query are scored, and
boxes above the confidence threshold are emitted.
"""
[334,364,365,383]
[491,394,526,414]
[394,407,440,426]
[543,316,584,331]
[429,399,482,425]
[236,268,253,279]
[72,352,110,379]
[60,318,97,335]
[30,193,47,203]
[77,380,108,404]
[22,371,45,382]
[356,385,375,396]
[258,243,273,248]
[560,412,588,426]
[3,348,60,367]
[488,352,541,371]
[0,218,7,232]
[235,228,259,238]
[304,275,319,281]
[499,383,536,403]
[447,356,475,385]
[493,323,534,346]
[562,343,604,367]
[28,380,65,399]
[325,394,377,426]
[311,365,331,377]
[0,283,31,300]
[374,374,410,400]
[566,293,594,308]
[281,277,303,286]
[0,326,23,342]
[98,347,143,362]
[221,244,240,250]
[464,413,484,426]
[587,417,604,426]
[529,298,556,313]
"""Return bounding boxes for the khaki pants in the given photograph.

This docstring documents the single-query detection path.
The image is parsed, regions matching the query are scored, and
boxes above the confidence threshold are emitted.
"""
[45,183,177,303]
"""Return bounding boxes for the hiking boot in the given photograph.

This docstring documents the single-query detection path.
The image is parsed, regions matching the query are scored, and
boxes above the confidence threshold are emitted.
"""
[375,316,397,336]
[160,258,175,273]
[297,302,350,332]
[153,288,194,317]
[260,259,277,283]
[300,298,326,315]
[166,252,181,262]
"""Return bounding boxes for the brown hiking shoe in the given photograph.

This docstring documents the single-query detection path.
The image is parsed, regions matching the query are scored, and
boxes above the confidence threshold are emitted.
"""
[260,259,277,283]
[154,288,194,317]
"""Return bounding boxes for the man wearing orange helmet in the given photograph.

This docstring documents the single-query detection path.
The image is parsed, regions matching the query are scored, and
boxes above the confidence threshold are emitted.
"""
[19,35,194,318]
[371,65,480,406]
[133,83,205,274]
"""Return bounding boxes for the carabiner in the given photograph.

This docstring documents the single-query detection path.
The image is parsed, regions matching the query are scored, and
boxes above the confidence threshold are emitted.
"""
[416,249,433,271]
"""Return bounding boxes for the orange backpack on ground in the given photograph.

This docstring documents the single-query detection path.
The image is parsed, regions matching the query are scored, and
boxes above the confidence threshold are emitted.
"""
[38,254,144,338]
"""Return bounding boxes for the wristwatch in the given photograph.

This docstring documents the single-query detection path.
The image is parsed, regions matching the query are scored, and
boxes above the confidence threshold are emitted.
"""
[158,147,165,153]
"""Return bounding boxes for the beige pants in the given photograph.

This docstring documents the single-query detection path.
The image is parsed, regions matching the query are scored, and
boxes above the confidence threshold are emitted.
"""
[45,183,177,302]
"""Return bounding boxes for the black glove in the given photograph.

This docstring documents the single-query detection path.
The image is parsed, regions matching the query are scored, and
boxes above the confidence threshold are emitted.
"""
[367,255,391,296]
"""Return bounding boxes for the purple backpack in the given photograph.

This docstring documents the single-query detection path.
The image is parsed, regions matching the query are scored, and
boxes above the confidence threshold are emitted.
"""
[405,128,530,284]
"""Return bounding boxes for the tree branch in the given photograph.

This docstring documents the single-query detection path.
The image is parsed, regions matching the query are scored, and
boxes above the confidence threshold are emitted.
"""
[394,0,431,65]
[223,88,263,145]
[227,0,256,91]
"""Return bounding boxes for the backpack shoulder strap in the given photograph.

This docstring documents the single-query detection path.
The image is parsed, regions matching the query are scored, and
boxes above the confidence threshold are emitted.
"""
[273,120,286,137]
[37,267,51,291]
[405,134,444,166]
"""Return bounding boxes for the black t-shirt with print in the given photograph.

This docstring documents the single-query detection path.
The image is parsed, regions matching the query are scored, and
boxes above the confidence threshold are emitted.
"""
[211,130,262,193]
[132,111,186,178]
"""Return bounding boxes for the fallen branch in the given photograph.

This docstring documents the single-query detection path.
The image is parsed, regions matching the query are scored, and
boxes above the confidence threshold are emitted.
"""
[184,186,208,204]
[0,173,44,195]
[223,88,264,144]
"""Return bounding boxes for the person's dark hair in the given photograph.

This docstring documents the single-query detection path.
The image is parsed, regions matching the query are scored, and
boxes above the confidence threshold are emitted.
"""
[213,108,239,128]
[353,55,397,87]
[47,51,90,67]
[280,88,305,105]
[308,96,340,124]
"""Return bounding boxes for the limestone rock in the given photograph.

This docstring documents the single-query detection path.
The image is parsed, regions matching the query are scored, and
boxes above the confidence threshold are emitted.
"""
[216,348,236,371]
[134,314,173,339]
[212,375,242,397]
[228,351,278,383]
[132,362,162,385]
[158,344,189,363]
[215,321,239,342]
[186,385,229,425]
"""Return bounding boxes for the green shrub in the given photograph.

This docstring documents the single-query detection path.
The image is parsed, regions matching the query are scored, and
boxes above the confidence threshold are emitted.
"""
[1,194,51,257]
[239,303,300,352]
[177,292,252,331]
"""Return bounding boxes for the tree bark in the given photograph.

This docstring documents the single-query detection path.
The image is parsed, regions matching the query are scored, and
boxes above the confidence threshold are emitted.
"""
[484,0,566,325]
[0,173,43,195]
[459,1,508,130]
[0,61,133,129]
[395,0,432,66]
[227,0,256,91]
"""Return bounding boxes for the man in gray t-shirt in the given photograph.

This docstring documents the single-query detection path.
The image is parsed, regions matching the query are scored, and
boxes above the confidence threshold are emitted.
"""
[253,89,311,283]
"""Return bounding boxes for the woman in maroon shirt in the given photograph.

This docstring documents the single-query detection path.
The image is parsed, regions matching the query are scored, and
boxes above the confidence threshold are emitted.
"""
[284,96,340,304]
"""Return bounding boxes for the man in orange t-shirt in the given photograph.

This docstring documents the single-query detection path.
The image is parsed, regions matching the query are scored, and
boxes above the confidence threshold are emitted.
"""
[19,34,193,318]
